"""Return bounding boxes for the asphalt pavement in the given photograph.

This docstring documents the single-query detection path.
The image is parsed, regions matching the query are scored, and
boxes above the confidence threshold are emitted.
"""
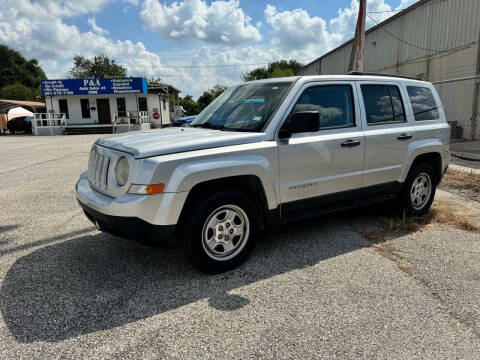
[1,133,479,359]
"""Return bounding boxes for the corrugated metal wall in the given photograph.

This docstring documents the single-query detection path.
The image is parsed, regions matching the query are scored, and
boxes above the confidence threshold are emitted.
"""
[299,0,480,76]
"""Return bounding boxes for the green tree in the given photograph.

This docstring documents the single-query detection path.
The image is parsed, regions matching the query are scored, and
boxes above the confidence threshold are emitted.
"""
[179,95,201,115]
[242,59,303,81]
[197,85,227,111]
[0,45,46,100]
[69,54,127,78]
[0,83,37,101]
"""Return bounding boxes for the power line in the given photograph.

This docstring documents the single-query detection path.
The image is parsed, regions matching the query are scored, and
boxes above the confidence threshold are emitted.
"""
[121,62,269,69]
[366,13,451,54]
[366,9,404,13]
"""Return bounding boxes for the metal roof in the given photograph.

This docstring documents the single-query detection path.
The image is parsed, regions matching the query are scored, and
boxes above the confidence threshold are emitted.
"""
[298,0,480,75]
[0,99,46,114]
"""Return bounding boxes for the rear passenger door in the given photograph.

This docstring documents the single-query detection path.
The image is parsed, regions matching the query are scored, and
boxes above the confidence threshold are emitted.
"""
[357,81,413,192]
[277,82,365,218]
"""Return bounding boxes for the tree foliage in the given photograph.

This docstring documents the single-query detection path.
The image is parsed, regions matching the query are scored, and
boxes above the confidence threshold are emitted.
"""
[69,54,127,78]
[197,85,227,111]
[177,85,227,116]
[0,45,46,100]
[0,83,38,101]
[242,60,303,81]
[179,95,202,115]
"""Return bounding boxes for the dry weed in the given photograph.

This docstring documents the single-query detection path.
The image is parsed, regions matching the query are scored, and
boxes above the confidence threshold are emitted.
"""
[441,170,480,200]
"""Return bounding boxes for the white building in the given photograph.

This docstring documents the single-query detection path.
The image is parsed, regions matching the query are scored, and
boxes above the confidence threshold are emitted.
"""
[37,78,180,134]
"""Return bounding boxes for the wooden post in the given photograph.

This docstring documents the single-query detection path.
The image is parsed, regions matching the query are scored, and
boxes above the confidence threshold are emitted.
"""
[348,0,367,73]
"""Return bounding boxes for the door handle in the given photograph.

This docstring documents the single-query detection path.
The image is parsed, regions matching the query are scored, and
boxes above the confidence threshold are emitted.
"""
[341,139,361,147]
[397,133,412,140]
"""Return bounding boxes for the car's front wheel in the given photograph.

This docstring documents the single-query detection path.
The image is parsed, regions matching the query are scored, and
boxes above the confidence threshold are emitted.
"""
[182,190,259,272]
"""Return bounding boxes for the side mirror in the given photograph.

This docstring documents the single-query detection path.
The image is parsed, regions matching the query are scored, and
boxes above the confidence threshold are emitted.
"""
[279,111,320,139]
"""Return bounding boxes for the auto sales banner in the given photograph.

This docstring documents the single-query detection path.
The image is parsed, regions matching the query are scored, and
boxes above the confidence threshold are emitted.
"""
[41,78,148,96]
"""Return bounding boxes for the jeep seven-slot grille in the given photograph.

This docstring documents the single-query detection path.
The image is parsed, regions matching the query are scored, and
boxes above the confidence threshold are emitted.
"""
[88,148,110,190]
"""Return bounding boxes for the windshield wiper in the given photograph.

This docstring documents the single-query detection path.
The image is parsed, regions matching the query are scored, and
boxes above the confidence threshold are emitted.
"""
[192,122,225,131]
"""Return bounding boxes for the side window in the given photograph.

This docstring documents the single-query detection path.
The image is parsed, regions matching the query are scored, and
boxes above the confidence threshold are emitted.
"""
[407,86,439,121]
[291,85,355,130]
[361,85,406,124]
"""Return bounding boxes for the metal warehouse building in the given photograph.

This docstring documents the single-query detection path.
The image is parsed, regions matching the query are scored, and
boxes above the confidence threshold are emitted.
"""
[298,0,480,148]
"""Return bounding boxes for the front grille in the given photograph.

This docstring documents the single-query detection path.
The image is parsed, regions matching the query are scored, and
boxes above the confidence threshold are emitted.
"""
[88,148,110,190]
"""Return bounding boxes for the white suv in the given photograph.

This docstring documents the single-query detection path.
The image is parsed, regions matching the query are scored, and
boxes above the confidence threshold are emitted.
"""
[76,74,450,271]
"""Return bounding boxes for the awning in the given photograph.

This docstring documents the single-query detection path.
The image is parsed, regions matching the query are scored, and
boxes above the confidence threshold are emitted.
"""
[0,99,46,114]
[7,106,34,120]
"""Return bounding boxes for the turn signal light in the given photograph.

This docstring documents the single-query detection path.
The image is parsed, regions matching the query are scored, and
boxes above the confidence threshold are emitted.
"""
[145,184,165,194]
[128,183,165,195]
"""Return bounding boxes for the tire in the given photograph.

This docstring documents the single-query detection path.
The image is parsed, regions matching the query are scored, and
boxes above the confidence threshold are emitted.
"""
[399,163,437,216]
[181,189,259,272]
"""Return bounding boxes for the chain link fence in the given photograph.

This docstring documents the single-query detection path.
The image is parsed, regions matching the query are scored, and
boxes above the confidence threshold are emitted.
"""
[433,75,480,165]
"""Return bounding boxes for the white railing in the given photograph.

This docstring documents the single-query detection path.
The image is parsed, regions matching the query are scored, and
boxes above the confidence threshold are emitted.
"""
[32,113,66,135]
[112,111,151,133]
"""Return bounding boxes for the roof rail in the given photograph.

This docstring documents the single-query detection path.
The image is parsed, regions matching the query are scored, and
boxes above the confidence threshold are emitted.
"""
[348,71,422,81]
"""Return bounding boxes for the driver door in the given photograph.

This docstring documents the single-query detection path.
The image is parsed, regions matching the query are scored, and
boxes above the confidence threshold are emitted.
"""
[277,82,365,218]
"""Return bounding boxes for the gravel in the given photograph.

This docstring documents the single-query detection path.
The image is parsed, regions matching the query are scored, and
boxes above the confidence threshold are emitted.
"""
[1,134,479,359]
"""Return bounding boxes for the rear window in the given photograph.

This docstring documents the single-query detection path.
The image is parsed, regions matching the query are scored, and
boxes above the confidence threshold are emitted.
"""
[407,86,439,121]
[361,85,406,124]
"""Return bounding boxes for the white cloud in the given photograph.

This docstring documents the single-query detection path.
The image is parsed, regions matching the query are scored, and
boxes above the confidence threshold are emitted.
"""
[0,0,178,81]
[397,0,419,9]
[265,4,341,53]
[88,17,109,36]
[329,0,394,39]
[140,0,261,44]
[0,0,412,99]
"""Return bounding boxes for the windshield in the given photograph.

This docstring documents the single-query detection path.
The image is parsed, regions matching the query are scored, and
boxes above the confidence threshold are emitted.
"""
[191,81,292,132]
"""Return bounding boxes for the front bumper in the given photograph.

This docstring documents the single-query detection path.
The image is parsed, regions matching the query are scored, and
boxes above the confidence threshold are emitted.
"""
[79,200,175,243]
[76,171,180,243]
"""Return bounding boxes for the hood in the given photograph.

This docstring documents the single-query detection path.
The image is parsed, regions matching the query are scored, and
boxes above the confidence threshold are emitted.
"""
[96,127,267,158]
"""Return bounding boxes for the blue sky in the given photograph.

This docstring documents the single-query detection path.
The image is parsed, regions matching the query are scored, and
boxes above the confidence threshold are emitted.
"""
[0,0,417,97]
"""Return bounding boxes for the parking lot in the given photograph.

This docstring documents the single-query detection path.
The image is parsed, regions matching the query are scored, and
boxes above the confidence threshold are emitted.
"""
[1,134,480,359]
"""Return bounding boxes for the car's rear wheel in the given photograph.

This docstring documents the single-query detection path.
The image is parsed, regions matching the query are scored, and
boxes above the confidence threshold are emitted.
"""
[399,163,437,216]
[182,190,259,272]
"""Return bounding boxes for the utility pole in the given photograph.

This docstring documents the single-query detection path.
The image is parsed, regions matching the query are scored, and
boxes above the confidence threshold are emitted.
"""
[348,0,367,72]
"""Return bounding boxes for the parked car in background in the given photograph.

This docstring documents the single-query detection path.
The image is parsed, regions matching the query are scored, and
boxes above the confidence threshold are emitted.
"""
[7,116,33,134]
[173,115,197,126]
[77,74,450,272]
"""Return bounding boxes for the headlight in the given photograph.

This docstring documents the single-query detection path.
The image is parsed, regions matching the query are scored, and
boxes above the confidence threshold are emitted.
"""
[114,156,130,186]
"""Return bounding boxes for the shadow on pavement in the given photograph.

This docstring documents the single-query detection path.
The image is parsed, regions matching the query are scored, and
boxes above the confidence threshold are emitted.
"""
[1,199,414,344]
[0,212,375,343]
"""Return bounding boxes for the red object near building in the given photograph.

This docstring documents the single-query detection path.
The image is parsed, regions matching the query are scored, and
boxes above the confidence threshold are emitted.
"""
[153,112,160,120]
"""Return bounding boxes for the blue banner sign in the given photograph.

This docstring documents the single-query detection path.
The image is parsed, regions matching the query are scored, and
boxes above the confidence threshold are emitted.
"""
[41,78,148,96]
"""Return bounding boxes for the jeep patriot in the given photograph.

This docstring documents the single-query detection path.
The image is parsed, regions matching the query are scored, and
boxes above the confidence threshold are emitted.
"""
[76,74,450,271]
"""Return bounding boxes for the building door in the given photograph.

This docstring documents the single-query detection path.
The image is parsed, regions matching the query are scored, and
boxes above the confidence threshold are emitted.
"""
[96,99,111,124]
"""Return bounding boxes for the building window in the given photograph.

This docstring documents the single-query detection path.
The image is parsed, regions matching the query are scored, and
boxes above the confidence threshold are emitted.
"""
[58,99,69,119]
[292,85,355,129]
[163,98,166,110]
[407,86,439,121]
[138,97,148,112]
[361,85,406,124]
[80,99,90,118]
[117,97,126,116]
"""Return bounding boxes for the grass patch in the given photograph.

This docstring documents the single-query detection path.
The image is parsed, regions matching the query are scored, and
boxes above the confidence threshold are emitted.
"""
[440,170,480,200]
[360,199,480,245]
